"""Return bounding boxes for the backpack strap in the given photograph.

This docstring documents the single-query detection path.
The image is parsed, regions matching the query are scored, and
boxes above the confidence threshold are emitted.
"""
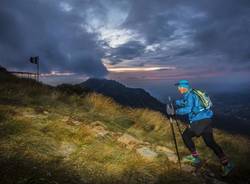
[191,89,206,113]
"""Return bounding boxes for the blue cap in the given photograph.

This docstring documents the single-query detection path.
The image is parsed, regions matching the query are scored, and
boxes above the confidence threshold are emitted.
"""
[174,80,190,88]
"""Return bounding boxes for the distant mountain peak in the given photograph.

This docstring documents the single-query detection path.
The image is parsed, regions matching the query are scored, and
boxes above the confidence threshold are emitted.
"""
[80,78,165,113]
[84,78,127,89]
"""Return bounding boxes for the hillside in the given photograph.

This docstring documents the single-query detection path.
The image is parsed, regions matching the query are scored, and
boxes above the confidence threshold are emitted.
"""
[0,70,250,184]
[80,78,166,113]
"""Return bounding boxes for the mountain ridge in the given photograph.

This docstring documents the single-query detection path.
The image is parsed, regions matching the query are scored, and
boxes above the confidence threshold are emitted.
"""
[80,78,166,113]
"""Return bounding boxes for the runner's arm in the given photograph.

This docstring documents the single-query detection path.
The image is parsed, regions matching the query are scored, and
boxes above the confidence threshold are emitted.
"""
[176,95,193,115]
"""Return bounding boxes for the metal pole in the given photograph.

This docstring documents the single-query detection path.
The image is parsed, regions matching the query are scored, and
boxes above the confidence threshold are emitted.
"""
[37,60,39,81]
[167,102,182,170]
[175,118,183,135]
[34,56,39,81]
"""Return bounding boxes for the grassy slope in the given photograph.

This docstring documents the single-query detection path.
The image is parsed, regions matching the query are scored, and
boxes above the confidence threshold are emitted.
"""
[0,72,249,184]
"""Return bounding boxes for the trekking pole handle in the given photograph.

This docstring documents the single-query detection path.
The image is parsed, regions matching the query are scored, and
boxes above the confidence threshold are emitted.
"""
[168,96,175,110]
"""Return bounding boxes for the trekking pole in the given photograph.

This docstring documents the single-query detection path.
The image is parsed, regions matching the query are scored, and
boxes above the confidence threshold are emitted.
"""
[168,113,182,170]
[168,96,183,135]
[175,120,182,135]
[167,98,182,170]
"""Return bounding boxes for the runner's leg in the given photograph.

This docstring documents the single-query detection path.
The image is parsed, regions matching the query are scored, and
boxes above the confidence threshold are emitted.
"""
[201,130,229,165]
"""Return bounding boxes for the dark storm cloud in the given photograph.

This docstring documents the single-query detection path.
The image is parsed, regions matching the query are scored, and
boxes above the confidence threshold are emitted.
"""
[111,41,145,60]
[0,0,107,77]
[1,0,250,81]
[121,0,250,65]
[191,0,250,61]
[123,1,179,44]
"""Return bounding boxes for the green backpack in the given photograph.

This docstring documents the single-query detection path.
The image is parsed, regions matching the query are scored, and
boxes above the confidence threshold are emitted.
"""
[192,89,213,109]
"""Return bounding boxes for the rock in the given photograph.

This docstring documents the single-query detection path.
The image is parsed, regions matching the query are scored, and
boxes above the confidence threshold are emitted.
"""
[181,164,195,172]
[60,142,77,157]
[91,125,109,137]
[89,121,109,137]
[141,141,151,146]
[90,121,107,129]
[34,106,44,113]
[181,164,228,184]
[136,147,158,159]
[43,111,49,115]
[71,120,82,126]
[111,132,123,138]
[117,133,142,149]
[62,116,82,126]
[156,146,175,154]
[166,154,178,163]
[156,146,178,163]
[23,114,37,118]
[62,116,70,122]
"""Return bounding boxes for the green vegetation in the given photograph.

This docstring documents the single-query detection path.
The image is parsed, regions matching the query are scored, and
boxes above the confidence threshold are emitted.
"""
[0,71,249,184]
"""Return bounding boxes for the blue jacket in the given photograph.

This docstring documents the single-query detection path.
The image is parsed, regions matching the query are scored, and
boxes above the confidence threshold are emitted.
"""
[175,89,213,123]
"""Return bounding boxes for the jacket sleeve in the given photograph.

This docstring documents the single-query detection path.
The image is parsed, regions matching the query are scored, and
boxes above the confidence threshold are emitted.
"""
[176,94,194,115]
[175,99,185,107]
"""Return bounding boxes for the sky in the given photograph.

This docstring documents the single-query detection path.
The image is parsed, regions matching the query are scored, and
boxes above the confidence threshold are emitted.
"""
[1,0,250,100]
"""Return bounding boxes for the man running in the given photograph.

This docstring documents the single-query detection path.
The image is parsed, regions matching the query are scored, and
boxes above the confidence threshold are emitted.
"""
[173,79,234,176]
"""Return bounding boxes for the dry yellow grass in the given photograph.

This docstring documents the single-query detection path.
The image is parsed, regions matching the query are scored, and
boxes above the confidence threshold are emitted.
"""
[0,71,250,184]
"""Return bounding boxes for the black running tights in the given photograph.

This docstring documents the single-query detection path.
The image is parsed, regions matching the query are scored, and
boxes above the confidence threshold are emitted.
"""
[182,128,225,159]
